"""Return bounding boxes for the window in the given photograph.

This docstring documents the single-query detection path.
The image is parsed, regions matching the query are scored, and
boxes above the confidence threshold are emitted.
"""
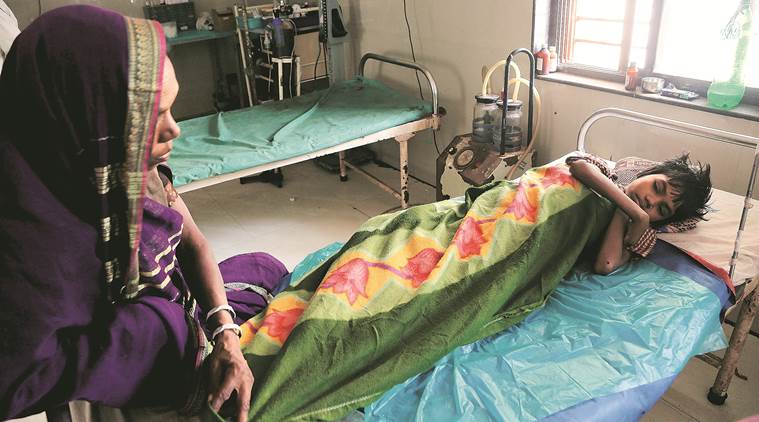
[539,0,759,102]
[654,0,758,88]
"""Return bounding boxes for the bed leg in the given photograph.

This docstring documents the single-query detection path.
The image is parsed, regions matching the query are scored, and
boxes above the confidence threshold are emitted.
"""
[708,287,759,405]
[396,135,412,209]
[338,151,348,182]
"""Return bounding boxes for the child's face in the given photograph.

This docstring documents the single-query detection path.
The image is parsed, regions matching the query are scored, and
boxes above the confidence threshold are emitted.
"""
[624,174,680,222]
[149,58,180,169]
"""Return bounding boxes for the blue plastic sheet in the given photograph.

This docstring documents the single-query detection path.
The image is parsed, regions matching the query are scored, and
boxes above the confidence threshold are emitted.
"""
[364,260,727,422]
[288,242,344,286]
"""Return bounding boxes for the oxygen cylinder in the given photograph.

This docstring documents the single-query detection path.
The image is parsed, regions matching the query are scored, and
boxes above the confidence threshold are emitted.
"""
[267,17,295,58]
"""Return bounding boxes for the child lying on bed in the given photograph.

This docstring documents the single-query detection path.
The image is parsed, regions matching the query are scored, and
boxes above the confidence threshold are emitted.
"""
[230,153,712,420]
[567,153,712,274]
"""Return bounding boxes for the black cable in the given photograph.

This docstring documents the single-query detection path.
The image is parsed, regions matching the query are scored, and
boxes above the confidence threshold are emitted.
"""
[431,130,440,155]
[402,0,423,100]
[323,42,328,81]
[402,0,440,155]
[38,0,42,16]
[288,19,297,99]
[314,40,322,88]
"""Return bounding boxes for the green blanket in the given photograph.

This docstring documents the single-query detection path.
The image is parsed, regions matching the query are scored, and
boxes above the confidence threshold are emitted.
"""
[237,164,614,421]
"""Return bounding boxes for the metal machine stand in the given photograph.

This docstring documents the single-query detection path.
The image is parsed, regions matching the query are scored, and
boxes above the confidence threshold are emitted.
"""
[233,1,257,106]
[271,56,301,100]
[320,0,349,84]
[500,48,535,156]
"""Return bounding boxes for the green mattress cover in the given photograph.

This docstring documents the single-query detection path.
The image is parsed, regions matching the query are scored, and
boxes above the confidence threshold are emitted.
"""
[169,77,433,187]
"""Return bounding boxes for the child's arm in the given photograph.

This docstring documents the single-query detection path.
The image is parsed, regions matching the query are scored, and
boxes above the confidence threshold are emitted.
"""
[594,209,633,274]
[171,193,253,422]
[568,159,650,274]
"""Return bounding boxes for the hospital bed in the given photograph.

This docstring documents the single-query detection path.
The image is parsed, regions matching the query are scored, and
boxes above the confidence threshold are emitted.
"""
[360,107,759,420]
[60,109,757,421]
[168,52,442,209]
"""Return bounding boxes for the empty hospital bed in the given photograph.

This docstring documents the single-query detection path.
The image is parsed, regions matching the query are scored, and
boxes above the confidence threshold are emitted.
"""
[168,53,442,209]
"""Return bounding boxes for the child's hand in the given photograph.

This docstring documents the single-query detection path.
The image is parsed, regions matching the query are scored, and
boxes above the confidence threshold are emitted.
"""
[623,209,650,247]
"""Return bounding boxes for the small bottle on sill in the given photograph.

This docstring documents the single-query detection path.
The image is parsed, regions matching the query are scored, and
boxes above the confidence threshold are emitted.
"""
[624,62,638,91]
[548,46,558,73]
[535,45,550,75]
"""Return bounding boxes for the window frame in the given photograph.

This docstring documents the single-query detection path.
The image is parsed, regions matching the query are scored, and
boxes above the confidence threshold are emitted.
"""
[542,0,759,105]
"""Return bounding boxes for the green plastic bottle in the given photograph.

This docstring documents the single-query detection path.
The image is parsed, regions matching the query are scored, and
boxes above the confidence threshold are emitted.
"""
[708,0,753,109]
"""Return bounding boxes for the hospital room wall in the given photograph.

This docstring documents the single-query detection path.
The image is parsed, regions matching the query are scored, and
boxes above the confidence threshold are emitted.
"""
[348,0,759,196]
[536,82,759,196]
[345,0,533,189]
[8,0,248,27]
[7,0,267,119]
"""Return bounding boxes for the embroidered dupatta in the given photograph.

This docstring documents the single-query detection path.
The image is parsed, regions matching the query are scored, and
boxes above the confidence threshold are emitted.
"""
[0,6,183,419]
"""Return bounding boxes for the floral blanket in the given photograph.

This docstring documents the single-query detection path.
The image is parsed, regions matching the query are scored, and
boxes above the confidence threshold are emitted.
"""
[238,164,614,421]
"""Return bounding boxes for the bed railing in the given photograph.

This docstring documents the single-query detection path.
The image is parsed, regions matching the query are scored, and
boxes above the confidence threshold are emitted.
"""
[576,107,759,405]
[358,53,439,117]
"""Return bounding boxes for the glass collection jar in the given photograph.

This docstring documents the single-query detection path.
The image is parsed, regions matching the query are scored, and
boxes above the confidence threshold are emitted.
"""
[472,94,500,143]
[492,99,523,152]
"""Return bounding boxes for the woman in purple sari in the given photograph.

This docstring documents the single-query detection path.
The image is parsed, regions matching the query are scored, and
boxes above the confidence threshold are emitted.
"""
[0,6,286,421]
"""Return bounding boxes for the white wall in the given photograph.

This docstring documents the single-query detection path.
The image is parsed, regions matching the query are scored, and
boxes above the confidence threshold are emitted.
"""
[537,81,759,195]
[347,0,533,185]
[349,0,758,196]
[8,0,758,194]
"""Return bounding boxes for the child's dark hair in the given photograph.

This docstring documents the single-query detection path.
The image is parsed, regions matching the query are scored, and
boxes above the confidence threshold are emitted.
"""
[636,153,712,225]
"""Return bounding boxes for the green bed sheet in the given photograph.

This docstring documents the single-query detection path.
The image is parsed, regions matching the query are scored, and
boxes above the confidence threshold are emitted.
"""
[168,77,433,187]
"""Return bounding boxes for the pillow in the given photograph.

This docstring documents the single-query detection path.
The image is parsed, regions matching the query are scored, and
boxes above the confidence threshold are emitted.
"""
[612,156,658,186]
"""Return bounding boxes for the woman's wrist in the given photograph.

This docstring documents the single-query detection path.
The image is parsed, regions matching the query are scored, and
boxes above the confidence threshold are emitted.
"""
[216,329,241,344]
[206,304,236,328]
[209,310,234,329]
[212,323,242,344]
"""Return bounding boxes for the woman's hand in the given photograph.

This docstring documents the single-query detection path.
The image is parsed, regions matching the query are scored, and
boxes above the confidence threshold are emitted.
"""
[623,209,650,247]
[207,331,254,422]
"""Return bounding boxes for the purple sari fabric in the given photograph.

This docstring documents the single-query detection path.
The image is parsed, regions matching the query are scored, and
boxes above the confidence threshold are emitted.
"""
[0,5,286,419]
[0,6,184,419]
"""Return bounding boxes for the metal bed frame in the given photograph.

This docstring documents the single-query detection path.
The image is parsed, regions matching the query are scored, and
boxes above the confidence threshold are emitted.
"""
[175,52,441,210]
[577,107,759,405]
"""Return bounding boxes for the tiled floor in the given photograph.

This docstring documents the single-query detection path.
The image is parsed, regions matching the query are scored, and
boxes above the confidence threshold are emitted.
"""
[12,160,759,421]
[644,323,759,422]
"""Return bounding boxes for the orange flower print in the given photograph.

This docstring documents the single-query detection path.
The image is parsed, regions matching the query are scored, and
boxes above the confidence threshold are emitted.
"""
[503,182,539,224]
[454,217,487,259]
[321,258,370,304]
[402,248,444,287]
[261,307,304,343]
[540,166,578,190]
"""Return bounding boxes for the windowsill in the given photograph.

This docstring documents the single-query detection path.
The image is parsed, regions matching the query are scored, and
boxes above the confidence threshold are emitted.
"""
[537,72,759,123]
